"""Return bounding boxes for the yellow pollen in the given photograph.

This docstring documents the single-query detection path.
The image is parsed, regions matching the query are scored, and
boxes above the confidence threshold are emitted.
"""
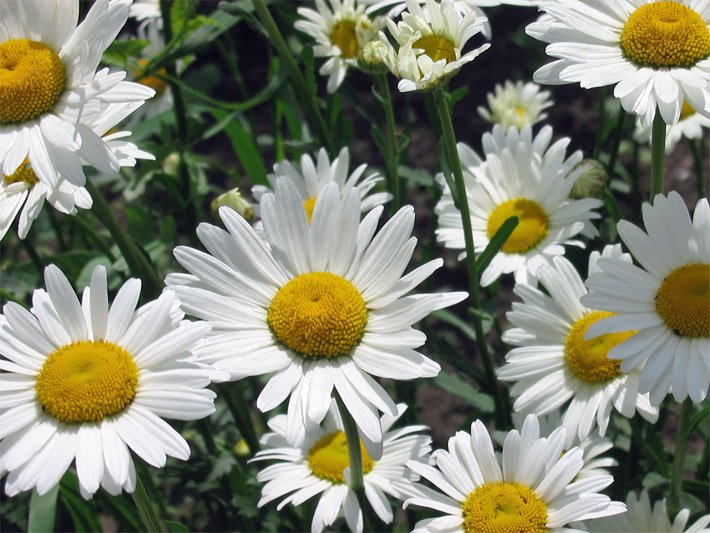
[413,35,457,64]
[461,481,548,533]
[134,58,168,96]
[487,198,549,254]
[267,272,367,359]
[679,100,697,121]
[3,159,38,186]
[303,196,318,223]
[331,20,359,59]
[35,340,139,423]
[0,39,66,124]
[307,430,374,484]
[619,2,710,68]
[655,263,709,337]
[565,311,632,384]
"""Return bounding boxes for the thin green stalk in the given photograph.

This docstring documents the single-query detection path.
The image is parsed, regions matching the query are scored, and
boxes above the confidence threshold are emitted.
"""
[86,180,163,297]
[650,110,666,201]
[605,104,626,177]
[593,87,607,159]
[374,73,401,210]
[668,398,693,519]
[18,229,45,272]
[689,137,707,198]
[219,383,261,454]
[432,88,510,429]
[72,215,117,262]
[253,1,333,154]
[131,474,165,532]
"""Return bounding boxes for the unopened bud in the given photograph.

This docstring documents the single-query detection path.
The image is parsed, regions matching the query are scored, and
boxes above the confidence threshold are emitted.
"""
[569,159,608,199]
[211,188,254,223]
[162,152,180,177]
[358,40,390,73]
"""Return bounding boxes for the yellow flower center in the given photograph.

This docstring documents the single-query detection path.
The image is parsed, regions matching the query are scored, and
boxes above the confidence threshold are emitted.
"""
[655,263,709,337]
[331,20,359,59]
[461,481,548,533]
[0,39,66,125]
[3,159,38,186]
[267,272,367,359]
[413,35,456,64]
[35,340,139,423]
[679,100,697,120]
[487,198,549,254]
[565,311,633,384]
[134,58,168,96]
[619,2,710,68]
[307,430,374,484]
[303,196,318,223]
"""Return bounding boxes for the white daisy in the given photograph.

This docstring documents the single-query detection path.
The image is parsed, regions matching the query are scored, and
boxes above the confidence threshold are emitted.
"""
[527,0,710,128]
[435,124,602,287]
[129,0,162,33]
[379,0,490,92]
[0,0,155,187]
[166,179,467,456]
[252,401,431,533]
[581,488,710,532]
[582,191,710,405]
[0,265,218,499]
[477,80,554,130]
[295,0,382,93]
[392,414,625,532]
[635,100,710,155]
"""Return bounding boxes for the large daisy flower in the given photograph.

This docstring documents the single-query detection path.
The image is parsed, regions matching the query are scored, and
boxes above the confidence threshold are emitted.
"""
[0,0,154,187]
[435,124,602,287]
[527,0,710,127]
[0,265,218,499]
[379,0,490,92]
[166,179,466,456]
[477,80,554,130]
[582,191,710,405]
[252,401,431,533]
[497,246,659,441]
[392,414,625,532]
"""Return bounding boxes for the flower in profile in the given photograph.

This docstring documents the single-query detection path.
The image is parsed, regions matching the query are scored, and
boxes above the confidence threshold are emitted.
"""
[478,80,554,129]
[0,265,218,498]
[166,179,466,456]
[295,0,382,93]
[379,0,490,92]
[583,192,709,405]
[527,0,710,127]
[0,0,155,187]
[252,401,431,533]
[634,100,710,155]
[392,414,625,532]
[581,488,710,532]
[435,124,602,286]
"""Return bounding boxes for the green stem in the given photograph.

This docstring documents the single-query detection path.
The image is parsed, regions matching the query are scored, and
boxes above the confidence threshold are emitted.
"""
[604,104,626,177]
[334,392,364,493]
[432,88,510,429]
[374,73,401,210]
[689,137,707,199]
[593,87,607,159]
[72,215,117,262]
[668,398,693,520]
[253,1,333,154]
[131,474,165,532]
[86,180,163,297]
[650,109,666,202]
[18,228,45,273]
[219,383,261,455]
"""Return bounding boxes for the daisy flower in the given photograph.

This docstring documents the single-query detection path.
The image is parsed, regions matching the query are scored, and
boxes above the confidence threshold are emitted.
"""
[581,488,710,532]
[635,100,710,154]
[252,401,431,533]
[129,0,162,33]
[0,0,155,187]
[527,0,710,127]
[379,0,490,92]
[582,191,710,405]
[435,124,602,287]
[477,80,554,130]
[166,179,466,456]
[295,0,382,93]
[497,246,659,441]
[0,265,218,499]
[392,414,625,532]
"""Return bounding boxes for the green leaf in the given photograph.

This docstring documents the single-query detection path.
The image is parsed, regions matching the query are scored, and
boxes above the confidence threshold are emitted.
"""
[166,520,190,533]
[433,371,494,413]
[28,485,59,533]
[209,109,268,185]
[102,39,149,68]
[688,407,709,437]
[476,216,519,277]
[170,0,198,37]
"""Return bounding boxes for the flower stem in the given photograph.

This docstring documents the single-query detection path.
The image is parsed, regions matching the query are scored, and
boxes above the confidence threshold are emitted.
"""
[604,104,626,178]
[593,87,607,159]
[131,474,165,532]
[219,383,261,455]
[650,109,666,202]
[432,88,510,429]
[667,398,693,520]
[374,73,402,210]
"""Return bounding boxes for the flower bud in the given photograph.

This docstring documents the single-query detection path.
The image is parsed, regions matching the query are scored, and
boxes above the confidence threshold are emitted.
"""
[211,187,254,223]
[569,159,608,199]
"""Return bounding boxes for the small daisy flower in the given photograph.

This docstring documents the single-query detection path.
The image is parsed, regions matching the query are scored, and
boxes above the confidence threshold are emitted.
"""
[166,179,466,456]
[527,0,710,128]
[0,0,155,187]
[379,0,490,92]
[129,0,162,33]
[435,124,602,287]
[583,191,710,406]
[392,414,625,532]
[477,80,554,130]
[635,100,710,155]
[295,0,382,93]
[581,488,710,532]
[252,401,431,533]
[0,265,218,499]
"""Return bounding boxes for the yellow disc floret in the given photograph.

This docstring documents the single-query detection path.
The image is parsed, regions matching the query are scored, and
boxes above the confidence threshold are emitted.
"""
[620,2,710,68]
[487,198,549,254]
[413,35,456,64]
[655,263,709,337]
[565,311,633,384]
[461,481,548,533]
[331,20,359,59]
[0,39,66,124]
[3,159,38,186]
[35,340,139,423]
[303,196,318,223]
[133,58,168,96]
[307,430,374,484]
[267,272,367,358]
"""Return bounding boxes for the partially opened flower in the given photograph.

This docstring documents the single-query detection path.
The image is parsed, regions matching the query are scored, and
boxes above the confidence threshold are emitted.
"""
[0,265,217,499]
[583,192,709,405]
[252,401,431,533]
[477,80,554,130]
[635,100,710,154]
